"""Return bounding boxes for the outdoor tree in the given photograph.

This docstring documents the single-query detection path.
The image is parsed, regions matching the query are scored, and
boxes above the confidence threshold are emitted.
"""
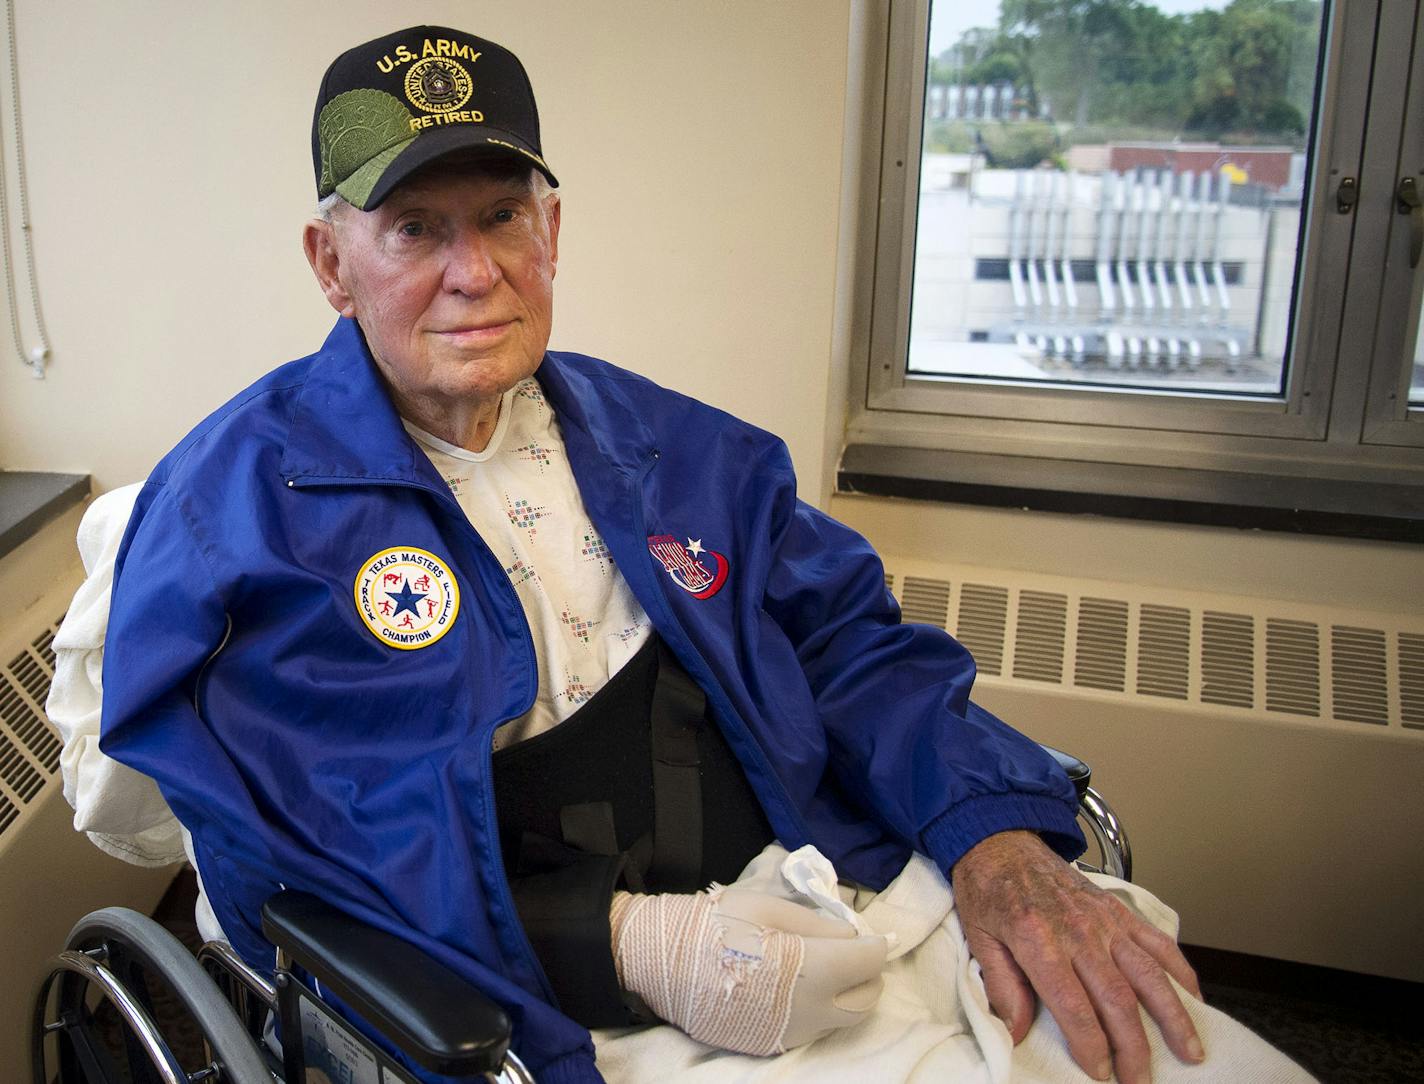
[930,0,1321,144]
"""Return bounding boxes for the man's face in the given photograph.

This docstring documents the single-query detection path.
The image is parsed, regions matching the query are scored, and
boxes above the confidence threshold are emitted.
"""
[312,166,560,412]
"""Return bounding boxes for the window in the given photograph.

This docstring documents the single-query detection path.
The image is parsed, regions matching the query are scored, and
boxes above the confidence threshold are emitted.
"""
[848,0,1424,534]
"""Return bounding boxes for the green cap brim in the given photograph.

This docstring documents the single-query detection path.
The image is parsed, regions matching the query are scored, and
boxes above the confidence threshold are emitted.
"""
[335,138,417,210]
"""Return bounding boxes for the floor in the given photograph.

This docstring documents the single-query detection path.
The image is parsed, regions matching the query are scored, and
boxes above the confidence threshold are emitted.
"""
[1183,944,1424,1083]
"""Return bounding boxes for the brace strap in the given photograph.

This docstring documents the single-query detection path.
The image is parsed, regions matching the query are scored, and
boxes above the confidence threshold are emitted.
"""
[648,639,705,892]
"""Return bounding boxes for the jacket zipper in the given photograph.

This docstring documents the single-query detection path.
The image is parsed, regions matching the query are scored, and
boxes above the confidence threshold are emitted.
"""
[193,614,234,717]
[286,473,557,1004]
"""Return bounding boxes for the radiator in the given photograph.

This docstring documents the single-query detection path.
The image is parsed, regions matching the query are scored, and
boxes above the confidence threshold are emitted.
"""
[883,557,1423,732]
[881,555,1424,981]
[0,506,177,1073]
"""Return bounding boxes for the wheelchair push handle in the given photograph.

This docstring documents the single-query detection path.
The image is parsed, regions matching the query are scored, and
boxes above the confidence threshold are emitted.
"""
[1037,742,1091,800]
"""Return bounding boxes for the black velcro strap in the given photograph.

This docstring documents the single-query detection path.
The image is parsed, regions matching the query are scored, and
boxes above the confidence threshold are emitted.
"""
[621,834,653,894]
[560,801,620,856]
[648,640,706,892]
[505,850,632,1028]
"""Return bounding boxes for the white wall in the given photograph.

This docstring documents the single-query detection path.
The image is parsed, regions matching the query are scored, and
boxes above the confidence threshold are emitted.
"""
[5,0,1423,981]
[0,1,851,501]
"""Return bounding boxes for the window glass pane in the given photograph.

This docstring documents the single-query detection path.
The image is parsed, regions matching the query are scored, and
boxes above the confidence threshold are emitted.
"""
[910,0,1327,397]
[1412,295,1424,407]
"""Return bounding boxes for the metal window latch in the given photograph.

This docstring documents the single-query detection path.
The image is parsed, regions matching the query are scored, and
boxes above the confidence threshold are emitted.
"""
[1336,175,1357,214]
[1397,176,1422,269]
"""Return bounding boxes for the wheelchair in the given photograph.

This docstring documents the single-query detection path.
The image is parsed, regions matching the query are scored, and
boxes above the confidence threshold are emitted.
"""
[32,746,1129,1084]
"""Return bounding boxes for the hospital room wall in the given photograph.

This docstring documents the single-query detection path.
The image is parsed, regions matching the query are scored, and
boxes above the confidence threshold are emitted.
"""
[2,1,1421,979]
[0,0,852,499]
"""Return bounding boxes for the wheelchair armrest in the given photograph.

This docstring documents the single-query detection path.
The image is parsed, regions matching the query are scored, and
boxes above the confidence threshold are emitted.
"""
[1037,742,1091,800]
[261,890,511,1077]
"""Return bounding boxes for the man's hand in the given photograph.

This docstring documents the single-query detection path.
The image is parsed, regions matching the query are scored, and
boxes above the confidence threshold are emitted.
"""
[950,830,1204,1084]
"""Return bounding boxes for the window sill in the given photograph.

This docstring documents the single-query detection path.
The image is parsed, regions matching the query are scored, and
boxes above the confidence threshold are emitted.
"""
[0,471,90,560]
[837,445,1424,544]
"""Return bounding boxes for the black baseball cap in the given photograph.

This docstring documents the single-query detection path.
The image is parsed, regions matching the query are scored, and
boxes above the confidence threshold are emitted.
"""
[312,26,558,210]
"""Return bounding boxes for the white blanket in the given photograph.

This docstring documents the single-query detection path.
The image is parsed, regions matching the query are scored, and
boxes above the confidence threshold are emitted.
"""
[47,482,188,867]
[593,845,1315,1083]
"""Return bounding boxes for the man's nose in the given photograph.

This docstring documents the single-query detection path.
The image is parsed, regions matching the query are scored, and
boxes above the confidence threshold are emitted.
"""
[444,228,501,297]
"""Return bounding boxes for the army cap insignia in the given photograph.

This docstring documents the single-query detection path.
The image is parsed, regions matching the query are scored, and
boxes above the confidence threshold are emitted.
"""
[355,547,461,649]
[404,56,474,113]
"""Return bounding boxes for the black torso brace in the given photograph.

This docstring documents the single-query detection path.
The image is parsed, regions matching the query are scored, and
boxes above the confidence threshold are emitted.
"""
[491,632,776,1027]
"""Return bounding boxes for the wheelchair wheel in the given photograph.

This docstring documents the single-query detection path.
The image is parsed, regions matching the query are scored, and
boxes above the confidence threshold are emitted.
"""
[33,906,273,1084]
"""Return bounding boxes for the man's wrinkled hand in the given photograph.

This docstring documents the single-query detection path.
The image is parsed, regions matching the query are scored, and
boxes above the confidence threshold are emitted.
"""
[950,830,1205,1084]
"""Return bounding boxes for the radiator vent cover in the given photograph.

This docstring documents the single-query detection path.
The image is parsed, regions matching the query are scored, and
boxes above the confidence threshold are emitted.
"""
[1401,633,1424,729]
[1201,611,1255,709]
[1265,619,1321,717]
[1332,626,1390,726]
[957,584,1009,676]
[900,576,951,629]
[0,618,64,842]
[0,791,16,836]
[1014,591,1067,684]
[1137,605,1191,701]
[883,559,1423,734]
[1073,597,1128,692]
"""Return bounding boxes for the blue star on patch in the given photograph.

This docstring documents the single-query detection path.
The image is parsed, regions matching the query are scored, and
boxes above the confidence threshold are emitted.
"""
[386,579,428,618]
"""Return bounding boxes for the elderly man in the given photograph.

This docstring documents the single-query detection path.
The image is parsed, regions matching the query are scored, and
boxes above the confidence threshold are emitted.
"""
[69,24,1306,1084]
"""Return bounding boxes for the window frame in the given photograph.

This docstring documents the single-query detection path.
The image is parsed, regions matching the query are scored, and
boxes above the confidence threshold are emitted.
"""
[848,0,1424,507]
[1359,0,1424,448]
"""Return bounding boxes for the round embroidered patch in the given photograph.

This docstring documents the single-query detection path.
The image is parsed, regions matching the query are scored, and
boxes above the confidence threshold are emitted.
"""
[404,57,473,113]
[354,547,461,650]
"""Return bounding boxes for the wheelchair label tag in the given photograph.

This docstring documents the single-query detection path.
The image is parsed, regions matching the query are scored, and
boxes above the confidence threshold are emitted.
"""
[354,547,461,650]
[298,989,381,1084]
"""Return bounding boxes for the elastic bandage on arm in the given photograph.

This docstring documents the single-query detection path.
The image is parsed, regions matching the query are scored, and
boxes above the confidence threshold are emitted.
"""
[610,889,804,1056]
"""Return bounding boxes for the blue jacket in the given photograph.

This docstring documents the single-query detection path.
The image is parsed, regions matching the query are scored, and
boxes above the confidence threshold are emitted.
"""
[101,317,1083,1083]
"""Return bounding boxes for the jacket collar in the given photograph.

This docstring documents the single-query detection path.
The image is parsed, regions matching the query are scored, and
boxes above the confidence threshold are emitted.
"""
[280,317,657,486]
[280,317,429,485]
[535,351,658,483]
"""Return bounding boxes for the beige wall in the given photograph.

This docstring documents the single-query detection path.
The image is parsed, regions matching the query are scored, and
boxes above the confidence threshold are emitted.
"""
[829,496,1424,616]
[0,1,851,500]
[4,0,1423,980]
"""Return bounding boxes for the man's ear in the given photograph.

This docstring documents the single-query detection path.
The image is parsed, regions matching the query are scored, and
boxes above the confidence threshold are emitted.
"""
[545,194,561,276]
[303,219,355,317]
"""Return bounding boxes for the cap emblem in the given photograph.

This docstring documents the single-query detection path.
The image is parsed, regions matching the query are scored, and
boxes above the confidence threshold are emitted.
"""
[354,547,461,650]
[405,57,474,114]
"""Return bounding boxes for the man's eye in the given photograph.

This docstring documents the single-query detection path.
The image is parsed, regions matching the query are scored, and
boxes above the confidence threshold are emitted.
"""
[492,208,518,224]
[398,221,428,238]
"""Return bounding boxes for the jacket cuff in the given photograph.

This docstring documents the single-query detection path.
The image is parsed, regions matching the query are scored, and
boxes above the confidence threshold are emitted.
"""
[921,792,1086,875]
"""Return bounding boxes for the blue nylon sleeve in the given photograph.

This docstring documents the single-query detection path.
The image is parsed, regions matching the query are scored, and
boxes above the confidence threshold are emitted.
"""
[98,482,292,970]
[99,481,231,795]
[756,442,1086,870]
[100,484,276,934]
